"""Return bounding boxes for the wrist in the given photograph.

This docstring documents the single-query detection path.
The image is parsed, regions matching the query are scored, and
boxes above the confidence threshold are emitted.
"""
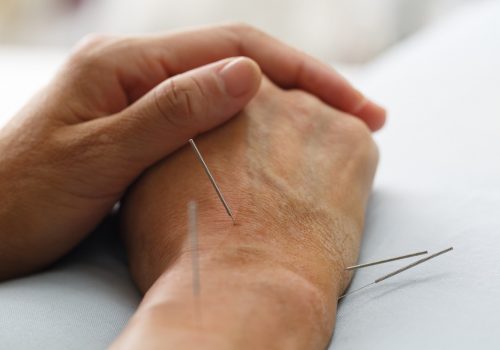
[127,210,349,297]
[124,257,337,350]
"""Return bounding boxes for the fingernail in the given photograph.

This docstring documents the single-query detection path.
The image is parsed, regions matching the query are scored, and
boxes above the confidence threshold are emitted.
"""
[219,57,259,98]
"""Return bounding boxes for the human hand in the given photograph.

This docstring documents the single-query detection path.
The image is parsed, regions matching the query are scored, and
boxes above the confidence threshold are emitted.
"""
[117,77,379,349]
[0,24,384,280]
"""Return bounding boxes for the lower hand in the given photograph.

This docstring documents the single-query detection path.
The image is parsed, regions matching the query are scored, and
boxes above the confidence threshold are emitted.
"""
[117,77,379,349]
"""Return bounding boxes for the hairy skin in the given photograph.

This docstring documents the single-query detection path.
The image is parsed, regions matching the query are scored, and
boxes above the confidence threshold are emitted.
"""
[115,78,379,349]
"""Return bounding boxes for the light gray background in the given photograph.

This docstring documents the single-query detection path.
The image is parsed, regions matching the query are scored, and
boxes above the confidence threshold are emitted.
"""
[0,1,499,349]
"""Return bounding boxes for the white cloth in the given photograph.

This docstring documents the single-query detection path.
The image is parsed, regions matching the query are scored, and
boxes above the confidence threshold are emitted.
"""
[333,1,500,348]
[0,1,499,349]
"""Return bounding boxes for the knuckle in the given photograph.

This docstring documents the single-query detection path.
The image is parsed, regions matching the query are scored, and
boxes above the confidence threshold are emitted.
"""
[336,114,371,141]
[76,33,112,49]
[225,21,256,34]
[334,115,378,160]
[155,77,203,129]
[221,22,268,56]
[287,88,318,104]
[278,89,377,162]
[254,88,323,132]
[284,89,321,116]
[223,22,264,49]
[71,33,112,58]
[68,33,116,68]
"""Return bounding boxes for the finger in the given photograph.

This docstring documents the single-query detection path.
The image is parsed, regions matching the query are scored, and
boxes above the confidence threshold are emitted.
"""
[99,24,385,131]
[104,56,261,168]
[148,24,386,130]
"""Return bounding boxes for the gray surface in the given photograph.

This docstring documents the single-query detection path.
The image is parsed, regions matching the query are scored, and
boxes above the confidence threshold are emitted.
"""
[1,1,500,349]
[0,219,140,349]
[333,1,500,348]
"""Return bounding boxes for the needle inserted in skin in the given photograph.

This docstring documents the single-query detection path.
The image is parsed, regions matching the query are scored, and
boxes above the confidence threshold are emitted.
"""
[338,247,454,300]
[345,250,428,271]
[188,139,235,224]
[188,201,200,298]
[188,201,201,327]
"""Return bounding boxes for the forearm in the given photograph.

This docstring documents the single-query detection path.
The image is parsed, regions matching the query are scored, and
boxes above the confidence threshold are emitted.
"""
[112,244,340,350]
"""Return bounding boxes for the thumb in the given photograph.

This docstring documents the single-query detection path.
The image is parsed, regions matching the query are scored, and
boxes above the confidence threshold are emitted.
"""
[111,56,261,166]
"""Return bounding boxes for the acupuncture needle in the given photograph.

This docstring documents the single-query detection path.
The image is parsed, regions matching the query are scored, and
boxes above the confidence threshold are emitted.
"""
[345,250,428,271]
[188,201,201,326]
[188,201,200,298]
[338,247,453,300]
[188,139,235,224]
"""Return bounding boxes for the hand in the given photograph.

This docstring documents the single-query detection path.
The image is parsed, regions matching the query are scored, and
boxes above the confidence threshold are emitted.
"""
[116,77,379,349]
[0,24,385,280]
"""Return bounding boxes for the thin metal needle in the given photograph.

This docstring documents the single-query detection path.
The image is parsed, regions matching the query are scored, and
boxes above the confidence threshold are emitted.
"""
[374,247,453,283]
[338,247,453,300]
[345,250,428,271]
[337,282,375,301]
[188,201,200,298]
[188,139,235,224]
[188,201,201,327]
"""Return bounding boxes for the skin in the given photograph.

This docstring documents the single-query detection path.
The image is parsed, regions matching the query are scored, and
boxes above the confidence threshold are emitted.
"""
[0,23,385,280]
[114,77,379,349]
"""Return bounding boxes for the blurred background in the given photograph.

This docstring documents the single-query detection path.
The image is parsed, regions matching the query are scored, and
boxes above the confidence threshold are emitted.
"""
[0,0,483,63]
